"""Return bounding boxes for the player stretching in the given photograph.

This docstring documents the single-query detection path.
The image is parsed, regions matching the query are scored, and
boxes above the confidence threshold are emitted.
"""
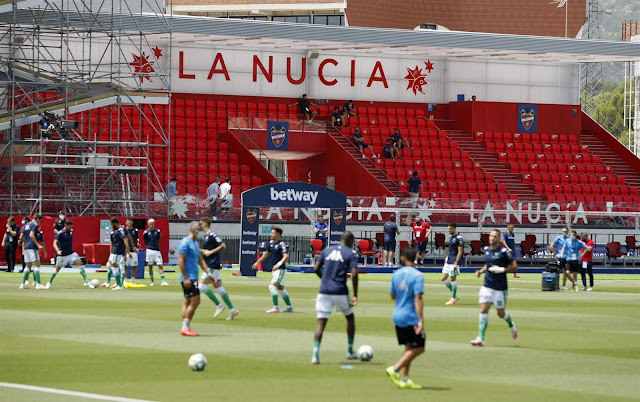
[179,221,218,336]
[471,229,518,347]
[20,214,45,289]
[311,231,359,365]
[101,217,130,290]
[144,219,168,286]
[386,248,425,390]
[199,217,239,320]
[46,219,94,289]
[252,226,294,313]
[442,223,463,305]
[405,214,431,266]
[124,218,139,284]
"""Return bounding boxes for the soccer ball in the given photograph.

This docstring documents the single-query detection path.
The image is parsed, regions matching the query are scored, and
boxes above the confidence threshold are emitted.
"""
[188,353,207,371]
[90,279,100,288]
[357,345,374,361]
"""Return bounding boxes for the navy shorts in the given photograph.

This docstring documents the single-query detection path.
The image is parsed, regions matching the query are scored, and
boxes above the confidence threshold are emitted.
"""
[567,260,580,273]
[396,325,426,348]
[557,258,566,270]
[415,241,427,253]
[181,280,200,299]
[385,241,396,252]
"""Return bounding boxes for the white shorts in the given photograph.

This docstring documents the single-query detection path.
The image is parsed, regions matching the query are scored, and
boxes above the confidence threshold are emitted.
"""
[442,263,459,277]
[271,268,286,286]
[478,286,508,309]
[24,249,40,264]
[56,252,81,267]
[201,269,221,282]
[146,249,163,266]
[315,293,353,319]
[126,252,138,267]
[107,254,125,269]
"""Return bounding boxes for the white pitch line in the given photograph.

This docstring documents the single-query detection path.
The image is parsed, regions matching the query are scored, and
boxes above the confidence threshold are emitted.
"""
[0,382,156,402]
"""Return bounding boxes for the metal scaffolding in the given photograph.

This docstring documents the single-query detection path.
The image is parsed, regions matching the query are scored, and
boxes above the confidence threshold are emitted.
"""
[623,22,639,156]
[579,0,605,117]
[0,0,172,216]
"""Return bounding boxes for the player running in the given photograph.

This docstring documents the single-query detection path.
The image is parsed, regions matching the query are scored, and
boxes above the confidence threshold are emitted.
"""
[383,214,400,267]
[101,217,130,290]
[252,226,294,313]
[198,217,239,320]
[442,223,463,305]
[46,219,94,289]
[386,247,425,390]
[470,229,518,347]
[20,214,45,289]
[560,230,587,293]
[124,218,139,284]
[178,221,218,337]
[311,231,359,365]
[404,214,431,266]
[144,219,168,286]
[550,227,569,289]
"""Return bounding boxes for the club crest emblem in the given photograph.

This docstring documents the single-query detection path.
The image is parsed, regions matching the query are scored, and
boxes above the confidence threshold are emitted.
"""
[269,124,287,148]
[333,210,344,225]
[520,107,536,131]
[129,45,163,83]
[404,60,434,96]
[245,209,257,224]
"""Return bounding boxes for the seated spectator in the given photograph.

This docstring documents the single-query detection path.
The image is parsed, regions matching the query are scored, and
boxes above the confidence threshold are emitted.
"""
[341,100,356,121]
[330,107,345,127]
[288,94,318,124]
[383,138,399,160]
[352,127,369,158]
[471,95,477,101]
[389,128,411,158]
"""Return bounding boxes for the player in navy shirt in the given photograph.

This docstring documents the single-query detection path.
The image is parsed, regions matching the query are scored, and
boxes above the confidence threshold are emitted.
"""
[47,220,92,289]
[288,94,318,124]
[314,214,329,249]
[386,247,425,390]
[389,128,411,158]
[407,171,422,208]
[253,226,294,313]
[383,214,400,266]
[19,214,45,289]
[471,229,518,347]
[500,224,520,278]
[383,138,398,160]
[352,127,369,158]
[311,232,359,364]
[143,219,167,286]
[442,223,464,305]
[340,100,356,121]
[102,217,130,290]
[198,217,238,320]
[2,216,19,273]
[330,106,344,126]
[124,218,139,284]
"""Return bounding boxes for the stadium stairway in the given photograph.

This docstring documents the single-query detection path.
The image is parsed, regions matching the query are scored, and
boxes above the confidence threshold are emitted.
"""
[445,129,542,202]
[580,132,640,190]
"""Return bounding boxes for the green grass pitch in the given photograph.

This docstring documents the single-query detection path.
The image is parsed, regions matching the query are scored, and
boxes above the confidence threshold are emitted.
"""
[1,270,639,402]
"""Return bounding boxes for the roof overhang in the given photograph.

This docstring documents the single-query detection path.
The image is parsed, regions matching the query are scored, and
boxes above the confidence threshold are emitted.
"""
[1,10,639,63]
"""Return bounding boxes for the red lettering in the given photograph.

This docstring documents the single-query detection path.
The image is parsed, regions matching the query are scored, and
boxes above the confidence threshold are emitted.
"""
[350,59,356,87]
[287,57,306,85]
[179,51,195,80]
[253,55,273,82]
[207,53,230,81]
[367,61,388,88]
[318,58,338,86]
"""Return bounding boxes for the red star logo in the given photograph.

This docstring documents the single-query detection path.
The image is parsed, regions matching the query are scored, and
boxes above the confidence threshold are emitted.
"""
[425,60,434,73]
[129,52,155,82]
[404,66,428,95]
[152,46,163,58]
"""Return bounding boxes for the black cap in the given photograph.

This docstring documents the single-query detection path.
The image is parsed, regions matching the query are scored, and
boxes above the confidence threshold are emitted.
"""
[390,214,396,220]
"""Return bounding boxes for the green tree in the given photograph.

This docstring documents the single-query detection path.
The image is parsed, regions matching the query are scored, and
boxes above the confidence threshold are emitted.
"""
[590,81,634,147]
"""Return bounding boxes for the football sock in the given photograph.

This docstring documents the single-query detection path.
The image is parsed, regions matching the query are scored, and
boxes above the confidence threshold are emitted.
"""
[79,267,88,282]
[313,340,321,359]
[269,285,279,307]
[280,289,292,307]
[503,311,514,328]
[199,283,221,305]
[49,271,57,283]
[182,319,190,330]
[451,281,458,299]
[106,267,112,283]
[161,274,166,282]
[348,337,354,354]
[113,268,121,286]
[33,268,41,284]
[402,376,409,382]
[150,274,155,283]
[120,270,126,284]
[444,279,452,291]
[21,268,30,284]
[215,286,234,310]
[478,313,489,340]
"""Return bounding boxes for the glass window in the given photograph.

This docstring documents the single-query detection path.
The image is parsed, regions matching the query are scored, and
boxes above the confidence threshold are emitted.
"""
[327,15,342,26]
[284,16,297,23]
[297,16,310,24]
[272,16,286,22]
[253,16,268,21]
[313,15,327,25]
